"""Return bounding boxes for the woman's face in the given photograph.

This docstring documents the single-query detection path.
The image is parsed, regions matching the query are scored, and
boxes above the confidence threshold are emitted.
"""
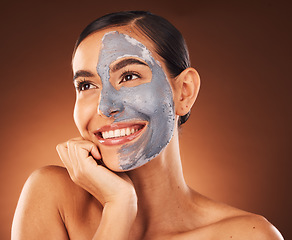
[72,28,176,171]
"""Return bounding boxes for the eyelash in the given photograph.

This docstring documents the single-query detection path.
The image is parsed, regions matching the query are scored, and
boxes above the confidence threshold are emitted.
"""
[75,79,97,92]
[120,70,141,83]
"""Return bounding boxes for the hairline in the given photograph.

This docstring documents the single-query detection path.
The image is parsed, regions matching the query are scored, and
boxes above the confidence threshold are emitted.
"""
[72,20,162,63]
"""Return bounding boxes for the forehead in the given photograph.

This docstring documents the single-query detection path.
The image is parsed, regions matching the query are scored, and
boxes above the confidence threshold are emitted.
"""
[72,27,159,72]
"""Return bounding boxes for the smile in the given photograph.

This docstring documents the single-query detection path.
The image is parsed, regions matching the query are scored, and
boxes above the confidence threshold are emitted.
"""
[102,127,140,139]
[94,123,146,146]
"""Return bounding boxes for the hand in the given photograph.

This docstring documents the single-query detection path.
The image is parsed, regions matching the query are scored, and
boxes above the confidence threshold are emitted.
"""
[56,137,137,206]
[57,137,137,239]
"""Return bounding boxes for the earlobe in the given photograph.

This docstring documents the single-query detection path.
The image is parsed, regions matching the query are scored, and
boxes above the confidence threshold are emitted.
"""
[175,67,200,116]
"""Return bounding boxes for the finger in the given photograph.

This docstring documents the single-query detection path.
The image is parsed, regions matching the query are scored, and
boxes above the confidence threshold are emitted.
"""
[76,142,101,160]
[74,142,102,171]
[89,144,102,161]
[56,143,74,176]
[66,138,102,160]
[68,140,102,165]
[66,140,101,179]
[66,140,81,177]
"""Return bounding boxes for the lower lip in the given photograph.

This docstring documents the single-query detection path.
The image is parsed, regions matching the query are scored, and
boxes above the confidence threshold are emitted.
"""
[96,126,145,146]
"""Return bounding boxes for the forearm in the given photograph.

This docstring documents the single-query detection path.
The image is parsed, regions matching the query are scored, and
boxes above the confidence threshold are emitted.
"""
[93,197,137,240]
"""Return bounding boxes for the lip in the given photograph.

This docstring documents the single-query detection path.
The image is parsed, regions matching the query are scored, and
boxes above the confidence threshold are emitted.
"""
[94,122,147,146]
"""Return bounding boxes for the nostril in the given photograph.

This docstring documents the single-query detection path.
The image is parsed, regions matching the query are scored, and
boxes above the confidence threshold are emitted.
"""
[110,110,119,116]
[98,105,123,118]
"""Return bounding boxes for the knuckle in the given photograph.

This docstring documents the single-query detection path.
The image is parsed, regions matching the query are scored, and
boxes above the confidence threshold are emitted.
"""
[66,140,74,146]
[56,143,65,151]
[56,144,60,152]
[67,140,78,150]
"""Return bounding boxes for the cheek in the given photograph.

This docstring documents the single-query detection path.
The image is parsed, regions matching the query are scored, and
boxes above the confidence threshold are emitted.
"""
[122,85,161,114]
[73,100,84,131]
[73,96,98,131]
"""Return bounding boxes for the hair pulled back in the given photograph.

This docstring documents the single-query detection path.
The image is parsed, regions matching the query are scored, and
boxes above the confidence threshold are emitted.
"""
[74,11,191,126]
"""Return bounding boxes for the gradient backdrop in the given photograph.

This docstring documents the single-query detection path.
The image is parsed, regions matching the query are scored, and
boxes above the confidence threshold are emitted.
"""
[1,0,291,239]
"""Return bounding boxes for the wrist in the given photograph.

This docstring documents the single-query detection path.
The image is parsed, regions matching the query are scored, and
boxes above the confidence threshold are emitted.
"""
[93,197,137,240]
[107,191,138,218]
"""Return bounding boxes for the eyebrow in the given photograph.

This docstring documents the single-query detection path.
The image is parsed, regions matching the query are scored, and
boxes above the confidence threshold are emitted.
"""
[111,58,148,72]
[73,70,95,81]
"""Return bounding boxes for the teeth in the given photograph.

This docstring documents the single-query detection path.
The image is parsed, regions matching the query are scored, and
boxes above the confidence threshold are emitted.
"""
[121,129,126,136]
[126,128,131,136]
[101,127,141,139]
[102,131,109,139]
[114,129,120,137]
[109,130,114,138]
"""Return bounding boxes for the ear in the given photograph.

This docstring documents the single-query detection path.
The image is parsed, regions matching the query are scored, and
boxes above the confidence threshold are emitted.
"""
[173,67,200,116]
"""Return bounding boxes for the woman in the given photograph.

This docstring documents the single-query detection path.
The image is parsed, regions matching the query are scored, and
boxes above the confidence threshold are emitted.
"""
[12,11,283,240]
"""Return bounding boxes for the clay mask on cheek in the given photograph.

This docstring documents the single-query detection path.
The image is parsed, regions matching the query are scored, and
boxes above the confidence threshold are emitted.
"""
[96,31,175,170]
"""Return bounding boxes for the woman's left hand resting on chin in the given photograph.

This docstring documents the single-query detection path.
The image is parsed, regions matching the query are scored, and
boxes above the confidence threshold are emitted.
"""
[56,137,138,240]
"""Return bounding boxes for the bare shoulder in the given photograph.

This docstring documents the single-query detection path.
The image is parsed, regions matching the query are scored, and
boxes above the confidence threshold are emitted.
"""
[15,165,82,205]
[202,194,283,240]
[12,165,102,240]
[211,214,284,240]
[173,209,283,240]
[24,165,72,188]
[12,166,70,239]
[203,199,283,240]
[171,193,283,240]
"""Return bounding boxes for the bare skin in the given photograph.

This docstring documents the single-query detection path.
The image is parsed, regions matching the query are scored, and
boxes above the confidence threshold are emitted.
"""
[12,27,283,240]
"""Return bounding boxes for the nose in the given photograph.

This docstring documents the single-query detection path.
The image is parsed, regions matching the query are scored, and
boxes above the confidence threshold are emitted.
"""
[98,90,124,118]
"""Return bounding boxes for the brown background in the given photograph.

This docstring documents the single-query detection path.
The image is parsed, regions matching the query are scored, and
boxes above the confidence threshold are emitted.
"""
[1,0,291,239]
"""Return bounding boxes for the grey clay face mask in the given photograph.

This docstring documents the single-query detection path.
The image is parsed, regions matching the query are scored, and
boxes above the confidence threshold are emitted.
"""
[96,31,175,170]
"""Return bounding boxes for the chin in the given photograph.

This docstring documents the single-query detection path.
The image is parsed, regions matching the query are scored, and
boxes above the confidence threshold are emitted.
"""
[100,148,151,172]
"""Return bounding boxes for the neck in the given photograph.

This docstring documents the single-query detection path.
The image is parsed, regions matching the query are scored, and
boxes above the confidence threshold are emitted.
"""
[127,129,195,236]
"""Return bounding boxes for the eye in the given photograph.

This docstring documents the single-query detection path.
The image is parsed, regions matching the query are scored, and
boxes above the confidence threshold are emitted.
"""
[75,80,97,92]
[120,71,140,83]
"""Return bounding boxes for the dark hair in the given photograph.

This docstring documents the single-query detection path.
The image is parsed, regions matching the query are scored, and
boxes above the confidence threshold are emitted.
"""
[74,11,191,126]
